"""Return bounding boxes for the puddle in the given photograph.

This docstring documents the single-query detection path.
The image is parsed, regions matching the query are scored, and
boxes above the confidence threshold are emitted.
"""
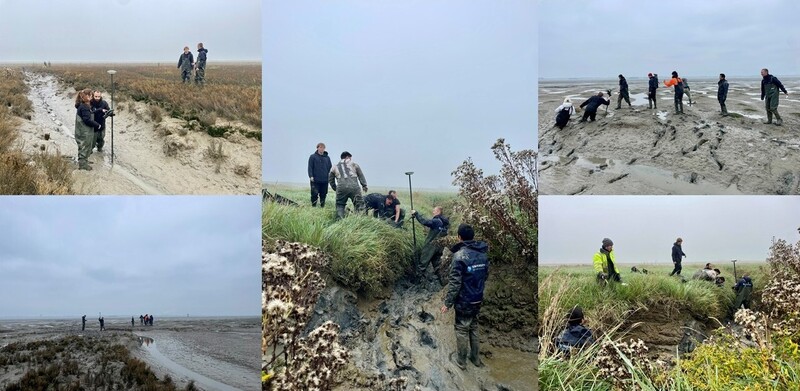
[136,336,242,391]
[485,346,536,391]
[629,92,649,106]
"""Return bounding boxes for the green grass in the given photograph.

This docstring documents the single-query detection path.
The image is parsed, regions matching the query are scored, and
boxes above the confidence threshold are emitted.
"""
[262,185,460,293]
[539,263,767,332]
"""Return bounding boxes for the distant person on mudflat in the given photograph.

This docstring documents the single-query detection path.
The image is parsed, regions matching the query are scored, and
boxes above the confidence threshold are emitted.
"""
[647,73,658,109]
[760,68,788,125]
[90,90,111,152]
[177,46,194,83]
[74,88,101,171]
[82,315,87,331]
[717,74,729,116]
[616,74,632,109]
[99,316,105,331]
[131,317,135,327]
[328,151,368,219]
[578,92,610,123]
[554,97,575,129]
[194,43,208,85]
[664,71,685,114]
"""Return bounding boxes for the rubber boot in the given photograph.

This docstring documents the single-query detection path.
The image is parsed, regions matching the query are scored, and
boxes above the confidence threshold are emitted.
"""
[455,333,469,370]
[764,111,773,124]
[775,112,782,126]
[79,161,92,171]
[469,331,484,367]
[336,205,346,220]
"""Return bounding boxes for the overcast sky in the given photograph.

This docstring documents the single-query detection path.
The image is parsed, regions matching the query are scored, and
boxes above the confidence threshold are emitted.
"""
[539,0,800,79]
[263,0,536,189]
[540,196,800,265]
[0,0,260,62]
[0,197,260,319]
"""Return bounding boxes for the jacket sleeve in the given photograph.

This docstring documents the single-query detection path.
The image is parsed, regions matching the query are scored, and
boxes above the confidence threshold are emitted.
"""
[178,55,182,68]
[774,77,788,94]
[308,155,314,179]
[761,81,765,99]
[592,252,603,273]
[444,257,463,308]
[189,53,194,64]
[580,100,587,108]
[721,83,729,100]
[328,168,336,189]
[355,164,367,188]
[414,213,436,228]
[79,106,100,128]
[664,79,675,87]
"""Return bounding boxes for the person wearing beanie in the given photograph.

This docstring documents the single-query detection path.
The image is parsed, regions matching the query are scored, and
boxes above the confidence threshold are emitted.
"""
[663,71,685,114]
[593,238,623,284]
[731,273,754,314]
[578,92,610,123]
[441,223,489,370]
[328,151,368,219]
[555,306,595,357]
[554,97,575,129]
[615,74,632,109]
[670,237,687,276]
[760,68,788,125]
[718,73,729,116]
[647,73,658,109]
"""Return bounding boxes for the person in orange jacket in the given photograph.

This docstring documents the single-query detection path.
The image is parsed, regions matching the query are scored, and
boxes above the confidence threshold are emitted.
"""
[663,71,685,114]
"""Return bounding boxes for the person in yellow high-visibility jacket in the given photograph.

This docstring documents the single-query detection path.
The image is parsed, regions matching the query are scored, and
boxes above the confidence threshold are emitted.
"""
[593,238,623,284]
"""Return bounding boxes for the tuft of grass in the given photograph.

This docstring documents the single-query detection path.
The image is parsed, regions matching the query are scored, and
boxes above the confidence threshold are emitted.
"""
[149,105,163,122]
[204,140,228,173]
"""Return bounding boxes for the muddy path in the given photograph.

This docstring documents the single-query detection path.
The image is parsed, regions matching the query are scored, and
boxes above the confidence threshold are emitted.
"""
[19,71,261,195]
[538,78,800,195]
[311,277,536,391]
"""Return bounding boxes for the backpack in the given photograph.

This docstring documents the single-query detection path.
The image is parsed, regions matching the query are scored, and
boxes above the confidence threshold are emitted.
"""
[556,107,571,128]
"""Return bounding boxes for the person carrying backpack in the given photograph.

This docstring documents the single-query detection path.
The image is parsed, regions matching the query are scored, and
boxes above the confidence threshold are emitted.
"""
[554,98,575,129]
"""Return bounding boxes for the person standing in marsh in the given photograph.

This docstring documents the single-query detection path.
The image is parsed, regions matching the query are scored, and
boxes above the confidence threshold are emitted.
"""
[177,46,194,83]
[328,151,368,219]
[670,237,686,276]
[760,68,788,125]
[81,315,86,331]
[74,89,101,171]
[615,74,632,109]
[194,43,208,85]
[717,73,729,116]
[647,73,658,109]
[90,90,110,152]
[308,142,332,207]
[682,78,692,105]
[664,71,685,114]
[593,238,624,285]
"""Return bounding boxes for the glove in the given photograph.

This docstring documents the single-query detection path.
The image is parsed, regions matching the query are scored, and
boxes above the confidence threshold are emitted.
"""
[362,186,368,193]
[597,272,608,280]
[410,210,417,216]
[331,184,337,191]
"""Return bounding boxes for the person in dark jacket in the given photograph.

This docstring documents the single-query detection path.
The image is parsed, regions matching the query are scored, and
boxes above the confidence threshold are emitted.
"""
[99,317,105,331]
[308,142,333,207]
[177,46,194,83]
[647,73,658,109]
[579,92,610,122]
[441,224,489,370]
[718,73,729,116]
[131,317,135,327]
[670,237,686,276]
[760,68,788,125]
[731,273,753,313]
[74,89,101,170]
[382,190,405,227]
[194,43,208,85]
[90,90,111,152]
[412,206,450,282]
[616,74,632,109]
[664,71,685,114]
[556,306,595,357]
[82,315,87,331]
[364,193,392,217]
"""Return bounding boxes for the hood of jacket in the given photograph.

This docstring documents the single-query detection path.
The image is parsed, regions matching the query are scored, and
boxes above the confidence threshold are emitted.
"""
[451,239,488,254]
[198,48,208,54]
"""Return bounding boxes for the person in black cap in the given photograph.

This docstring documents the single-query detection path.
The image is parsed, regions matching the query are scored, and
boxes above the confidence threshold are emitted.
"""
[647,73,658,109]
[616,74,632,109]
[328,151,368,219]
[555,306,595,357]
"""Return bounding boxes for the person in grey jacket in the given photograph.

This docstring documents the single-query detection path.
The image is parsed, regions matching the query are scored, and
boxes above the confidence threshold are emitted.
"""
[177,46,194,83]
[329,151,368,219]
[717,74,729,116]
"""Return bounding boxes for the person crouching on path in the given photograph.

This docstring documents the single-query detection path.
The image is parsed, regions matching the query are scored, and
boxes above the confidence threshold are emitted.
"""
[554,97,575,129]
[74,89,101,170]
[578,92,610,123]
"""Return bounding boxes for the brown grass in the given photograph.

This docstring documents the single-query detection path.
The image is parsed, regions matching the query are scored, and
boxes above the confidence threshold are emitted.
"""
[0,74,74,194]
[205,139,228,173]
[42,64,261,130]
